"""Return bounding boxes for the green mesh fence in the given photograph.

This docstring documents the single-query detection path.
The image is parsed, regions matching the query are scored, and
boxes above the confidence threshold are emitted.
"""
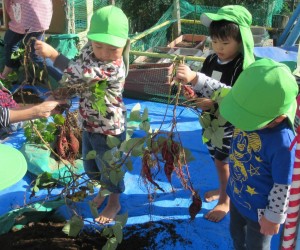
[61,0,285,104]
[125,0,285,103]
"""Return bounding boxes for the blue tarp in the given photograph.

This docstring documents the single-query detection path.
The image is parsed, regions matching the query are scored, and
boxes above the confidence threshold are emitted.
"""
[0,97,282,249]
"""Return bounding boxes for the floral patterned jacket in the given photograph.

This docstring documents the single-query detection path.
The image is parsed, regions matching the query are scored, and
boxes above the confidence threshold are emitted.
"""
[57,43,127,135]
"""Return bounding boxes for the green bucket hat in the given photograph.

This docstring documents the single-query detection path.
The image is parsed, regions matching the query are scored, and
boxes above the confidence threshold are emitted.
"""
[0,144,27,190]
[200,5,255,69]
[220,58,298,131]
[87,5,129,48]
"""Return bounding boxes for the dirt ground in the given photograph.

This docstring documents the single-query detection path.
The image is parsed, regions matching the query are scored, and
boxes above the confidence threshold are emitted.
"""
[12,88,44,104]
[0,219,190,250]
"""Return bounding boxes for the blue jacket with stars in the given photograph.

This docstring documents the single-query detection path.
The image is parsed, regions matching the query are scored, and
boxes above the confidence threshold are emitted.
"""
[226,120,295,223]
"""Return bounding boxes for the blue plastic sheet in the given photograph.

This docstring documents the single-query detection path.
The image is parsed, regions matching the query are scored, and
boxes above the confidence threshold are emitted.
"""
[0,97,282,249]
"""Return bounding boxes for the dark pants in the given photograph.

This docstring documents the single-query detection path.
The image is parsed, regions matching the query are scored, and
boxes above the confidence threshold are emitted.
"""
[230,202,272,250]
[82,130,126,193]
[3,29,63,81]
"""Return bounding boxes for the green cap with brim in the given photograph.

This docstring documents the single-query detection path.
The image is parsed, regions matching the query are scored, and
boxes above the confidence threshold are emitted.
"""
[87,5,129,48]
[0,144,27,190]
[220,58,298,132]
[200,5,255,69]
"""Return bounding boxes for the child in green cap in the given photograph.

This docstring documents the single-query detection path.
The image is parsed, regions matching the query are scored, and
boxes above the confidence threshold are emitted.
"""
[184,58,298,249]
[176,5,255,222]
[34,5,130,224]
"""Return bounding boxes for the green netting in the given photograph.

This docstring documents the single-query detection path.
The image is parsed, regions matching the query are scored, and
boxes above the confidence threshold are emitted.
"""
[62,0,286,104]
[46,34,80,60]
[67,0,123,34]
[124,0,285,104]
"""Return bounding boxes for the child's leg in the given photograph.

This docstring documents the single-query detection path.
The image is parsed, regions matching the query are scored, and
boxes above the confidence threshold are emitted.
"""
[92,191,107,208]
[95,193,121,224]
[230,202,272,249]
[2,29,23,78]
[204,141,220,202]
[204,158,230,222]
[204,189,219,202]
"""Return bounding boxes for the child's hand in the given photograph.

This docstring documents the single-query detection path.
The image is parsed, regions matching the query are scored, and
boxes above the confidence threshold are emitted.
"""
[35,40,59,61]
[183,85,196,99]
[259,215,280,235]
[175,64,197,85]
[195,98,215,111]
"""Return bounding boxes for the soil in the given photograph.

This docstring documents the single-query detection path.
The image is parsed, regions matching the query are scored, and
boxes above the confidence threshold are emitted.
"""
[175,41,198,48]
[12,89,44,104]
[0,219,191,250]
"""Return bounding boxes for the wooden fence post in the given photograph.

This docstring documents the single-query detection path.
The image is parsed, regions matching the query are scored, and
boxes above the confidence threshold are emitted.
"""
[172,0,181,39]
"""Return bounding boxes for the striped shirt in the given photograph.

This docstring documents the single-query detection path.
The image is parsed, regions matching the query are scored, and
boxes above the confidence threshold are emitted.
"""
[5,0,53,34]
[0,107,10,128]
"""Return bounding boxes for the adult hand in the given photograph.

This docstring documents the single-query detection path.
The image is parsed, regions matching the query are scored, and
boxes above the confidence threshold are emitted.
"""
[195,98,215,111]
[34,96,67,118]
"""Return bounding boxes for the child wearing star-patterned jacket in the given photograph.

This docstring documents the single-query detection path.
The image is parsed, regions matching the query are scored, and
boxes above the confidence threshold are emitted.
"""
[189,58,297,249]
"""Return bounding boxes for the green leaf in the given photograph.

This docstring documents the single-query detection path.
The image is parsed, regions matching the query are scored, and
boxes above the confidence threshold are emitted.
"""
[110,170,124,186]
[115,212,128,227]
[199,113,211,129]
[112,223,123,243]
[139,120,151,133]
[109,170,118,186]
[107,135,120,148]
[211,119,219,132]
[33,185,39,193]
[88,200,99,218]
[120,138,142,153]
[90,80,108,116]
[86,150,97,160]
[62,215,84,237]
[125,160,133,171]
[211,127,225,149]
[102,227,113,237]
[102,237,118,250]
[92,101,107,116]
[202,127,212,142]
[129,103,141,121]
[102,154,112,165]
[126,128,134,138]
[218,114,228,126]
[131,140,144,157]
[53,114,65,125]
[141,107,149,121]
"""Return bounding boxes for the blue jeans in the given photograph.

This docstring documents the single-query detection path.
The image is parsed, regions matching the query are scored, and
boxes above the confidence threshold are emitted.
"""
[3,29,63,81]
[82,130,126,193]
[230,202,272,250]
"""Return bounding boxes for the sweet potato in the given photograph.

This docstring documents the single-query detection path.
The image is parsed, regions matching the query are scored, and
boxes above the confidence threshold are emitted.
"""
[164,162,175,184]
[189,194,202,220]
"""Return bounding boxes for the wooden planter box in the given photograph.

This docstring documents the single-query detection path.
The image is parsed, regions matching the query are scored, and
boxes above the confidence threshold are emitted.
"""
[168,34,207,50]
[124,62,174,100]
[126,62,173,84]
[133,47,177,64]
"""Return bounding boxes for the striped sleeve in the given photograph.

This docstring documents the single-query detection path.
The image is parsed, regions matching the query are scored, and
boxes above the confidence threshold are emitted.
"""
[0,106,10,128]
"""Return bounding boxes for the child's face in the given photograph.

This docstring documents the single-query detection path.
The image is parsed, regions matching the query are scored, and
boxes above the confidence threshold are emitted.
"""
[260,115,287,129]
[211,37,241,62]
[91,41,124,62]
